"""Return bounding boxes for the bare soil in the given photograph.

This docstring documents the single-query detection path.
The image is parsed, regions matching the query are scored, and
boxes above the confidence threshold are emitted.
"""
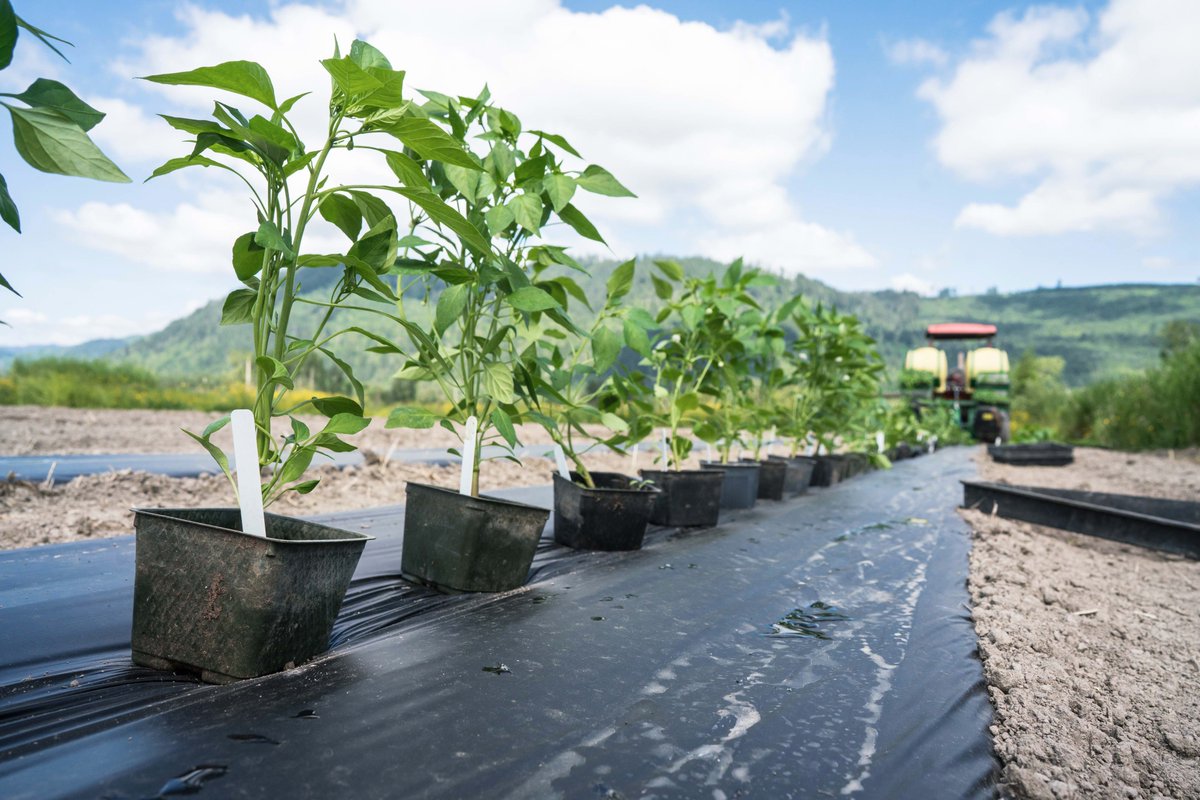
[966,447,1200,799]
[0,405,702,550]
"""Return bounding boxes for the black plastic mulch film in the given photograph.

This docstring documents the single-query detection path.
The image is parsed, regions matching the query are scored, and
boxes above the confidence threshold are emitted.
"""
[0,449,997,799]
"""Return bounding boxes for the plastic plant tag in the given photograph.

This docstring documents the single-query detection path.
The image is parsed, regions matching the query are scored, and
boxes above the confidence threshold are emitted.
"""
[660,429,669,465]
[876,431,886,453]
[230,409,266,537]
[459,415,479,496]
[706,442,713,462]
[553,445,571,480]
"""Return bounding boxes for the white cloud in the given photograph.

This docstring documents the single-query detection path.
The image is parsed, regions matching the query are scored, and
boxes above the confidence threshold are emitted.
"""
[3,308,48,325]
[884,38,948,67]
[72,0,871,277]
[920,0,1200,236]
[53,190,252,273]
[889,273,937,295]
[87,97,183,166]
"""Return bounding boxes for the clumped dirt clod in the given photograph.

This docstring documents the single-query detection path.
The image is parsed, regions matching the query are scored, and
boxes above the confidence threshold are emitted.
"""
[965,447,1200,799]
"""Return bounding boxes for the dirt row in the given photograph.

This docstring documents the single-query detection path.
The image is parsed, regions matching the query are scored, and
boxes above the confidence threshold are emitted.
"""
[967,448,1200,799]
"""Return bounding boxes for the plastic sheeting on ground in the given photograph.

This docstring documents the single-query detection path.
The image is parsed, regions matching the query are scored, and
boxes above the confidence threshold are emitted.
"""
[0,448,997,799]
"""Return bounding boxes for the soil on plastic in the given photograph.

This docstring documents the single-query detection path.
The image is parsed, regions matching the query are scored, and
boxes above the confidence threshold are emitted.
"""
[0,406,707,550]
[964,446,1200,799]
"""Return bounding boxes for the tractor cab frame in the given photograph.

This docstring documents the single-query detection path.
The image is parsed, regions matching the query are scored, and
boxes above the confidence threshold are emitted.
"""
[902,323,1011,442]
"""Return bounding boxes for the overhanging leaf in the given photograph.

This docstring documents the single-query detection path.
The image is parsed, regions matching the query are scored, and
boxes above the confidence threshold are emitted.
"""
[7,78,104,130]
[505,285,558,312]
[384,116,481,170]
[142,60,278,110]
[7,106,129,182]
[386,406,438,429]
[575,164,635,197]
[558,202,604,244]
[0,172,19,232]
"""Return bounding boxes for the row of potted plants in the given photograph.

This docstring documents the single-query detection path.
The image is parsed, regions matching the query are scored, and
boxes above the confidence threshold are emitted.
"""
[124,43,889,683]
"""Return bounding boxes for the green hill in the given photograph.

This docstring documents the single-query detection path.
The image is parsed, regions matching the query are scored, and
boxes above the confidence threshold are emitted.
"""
[105,257,1200,389]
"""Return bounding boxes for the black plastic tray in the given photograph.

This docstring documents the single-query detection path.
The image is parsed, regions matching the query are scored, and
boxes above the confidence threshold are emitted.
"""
[987,442,1074,466]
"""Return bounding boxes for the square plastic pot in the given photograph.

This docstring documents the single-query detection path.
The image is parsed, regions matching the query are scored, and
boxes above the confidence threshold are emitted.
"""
[809,455,843,487]
[131,508,371,684]
[768,455,816,495]
[742,458,787,500]
[639,469,724,527]
[553,472,660,551]
[401,482,549,593]
[700,461,760,509]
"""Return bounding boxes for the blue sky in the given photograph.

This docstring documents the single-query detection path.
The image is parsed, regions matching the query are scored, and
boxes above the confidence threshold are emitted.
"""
[2,0,1196,346]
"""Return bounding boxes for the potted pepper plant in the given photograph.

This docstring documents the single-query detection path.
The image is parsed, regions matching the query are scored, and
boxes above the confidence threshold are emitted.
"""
[789,301,883,486]
[379,87,637,589]
[131,41,466,682]
[623,260,728,527]
[691,262,776,508]
[524,259,661,551]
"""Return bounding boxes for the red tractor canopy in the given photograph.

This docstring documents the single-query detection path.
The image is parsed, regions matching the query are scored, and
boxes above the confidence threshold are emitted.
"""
[926,323,996,340]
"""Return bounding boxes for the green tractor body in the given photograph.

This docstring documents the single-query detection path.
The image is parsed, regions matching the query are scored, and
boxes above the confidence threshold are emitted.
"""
[902,323,1011,443]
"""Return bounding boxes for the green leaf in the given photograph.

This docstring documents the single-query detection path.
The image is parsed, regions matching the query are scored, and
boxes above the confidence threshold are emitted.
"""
[8,79,104,131]
[544,173,576,213]
[0,172,19,232]
[489,142,515,181]
[390,186,491,254]
[491,408,517,447]
[147,154,222,181]
[575,164,635,197]
[278,446,315,486]
[654,259,684,281]
[14,15,70,61]
[623,318,651,357]
[0,1,16,71]
[509,193,543,234]
[220,288,256,325]
[506,285,558,312]
[651,274,673,300]
[530,129,581,157]
[349,39,391,70]
[142,60,277,110]
[592,324,622,373]
[558,203,605,244]
[386,406,438,429]
[291,479,320,495]
[321,412,371,436]
[7,106,129,182]
[485,203,513,236]
[483,363,516,403]
[254,220,294,259]
[311,395,363,417]
[255,355,293,389]
[435,282,469,334]
[183,428,233,483]
[319,193,362,241]
[321,56,383,96]
[606,259,635,299]
[231,232,265,281]
[383,149,431,191]
[599,412,629,434]
[443,163,481,200]
[384,117,481,170]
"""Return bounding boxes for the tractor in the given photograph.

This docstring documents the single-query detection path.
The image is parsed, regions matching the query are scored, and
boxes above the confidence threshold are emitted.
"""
[902,323,1011,443]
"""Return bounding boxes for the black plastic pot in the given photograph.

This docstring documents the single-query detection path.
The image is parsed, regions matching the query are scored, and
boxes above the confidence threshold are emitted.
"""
[768,455,816,496]
[553,471,660,551]
[131,508,371,684]
[402,482,548,593]
[700,461,760,509]
[809,455,843,487]
[742,458,787,500]
[639,469,724,527]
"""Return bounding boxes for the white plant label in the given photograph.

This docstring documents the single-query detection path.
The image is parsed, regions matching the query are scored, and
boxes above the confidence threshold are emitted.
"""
[876,431,886,453]
[459,415,478,496]
[231,409,266,537]
[553,444,571,479]
[660,428,669,464]
[706,442,713,462]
